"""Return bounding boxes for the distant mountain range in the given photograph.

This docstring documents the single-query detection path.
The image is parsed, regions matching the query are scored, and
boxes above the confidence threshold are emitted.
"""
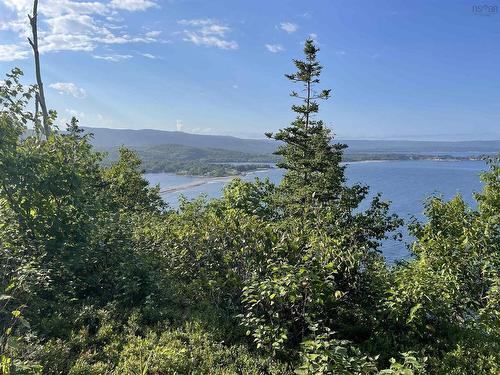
[83,127,500,155]
[85,127,277,154]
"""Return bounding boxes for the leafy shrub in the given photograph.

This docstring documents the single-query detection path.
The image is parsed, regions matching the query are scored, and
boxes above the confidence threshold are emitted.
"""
[113,323,291,374]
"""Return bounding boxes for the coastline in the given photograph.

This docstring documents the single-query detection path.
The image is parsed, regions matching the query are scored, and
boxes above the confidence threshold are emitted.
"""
[158,168,274,195]
[156,158,486,195]
[159,176,234,194]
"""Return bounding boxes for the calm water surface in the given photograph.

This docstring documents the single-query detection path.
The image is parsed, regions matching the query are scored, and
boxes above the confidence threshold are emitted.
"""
[145,160,486,261]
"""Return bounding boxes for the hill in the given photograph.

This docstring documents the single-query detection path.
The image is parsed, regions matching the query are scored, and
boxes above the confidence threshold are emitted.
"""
[104,144,277,176]
[83,127,500,155]
[84,127,277,154]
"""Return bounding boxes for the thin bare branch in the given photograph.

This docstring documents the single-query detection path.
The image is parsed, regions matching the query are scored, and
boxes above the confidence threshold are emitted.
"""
[28,0,50,137]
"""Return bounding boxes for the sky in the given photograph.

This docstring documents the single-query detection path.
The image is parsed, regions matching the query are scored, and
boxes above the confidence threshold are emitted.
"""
[0,0,499,140]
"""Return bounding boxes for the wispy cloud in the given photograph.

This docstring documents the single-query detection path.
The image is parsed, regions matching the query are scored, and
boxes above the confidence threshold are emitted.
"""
[178,19,238,50]
[176,120,183,131]
[280,22,298,33]
[65,108,85,118]
[308,33,318,41]
[140,52,160,59]
[0,44,30,62]
[265,43,284,53]
[0,0,161,61]
[145,30,162,38]
[49,82,87,98]
[55,108,85,127]
[96,113,114,126]
[93,54,133,62]
[110,0,158,11]
[174,119,212,134]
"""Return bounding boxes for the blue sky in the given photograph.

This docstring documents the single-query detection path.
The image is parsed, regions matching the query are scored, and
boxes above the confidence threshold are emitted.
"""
[0,0,499,140]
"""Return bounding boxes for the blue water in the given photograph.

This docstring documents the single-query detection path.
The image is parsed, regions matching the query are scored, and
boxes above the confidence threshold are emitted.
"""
[145,160,487,261]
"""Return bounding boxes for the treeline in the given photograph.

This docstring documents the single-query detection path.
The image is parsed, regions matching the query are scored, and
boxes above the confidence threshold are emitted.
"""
[1,41,499,375]
[101,144,276,175]
[101,143,486,177]
[142,160,271,177]
[343,153,486,162]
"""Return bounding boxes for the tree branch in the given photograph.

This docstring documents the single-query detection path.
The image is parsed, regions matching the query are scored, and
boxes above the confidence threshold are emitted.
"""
[27,0,50,137]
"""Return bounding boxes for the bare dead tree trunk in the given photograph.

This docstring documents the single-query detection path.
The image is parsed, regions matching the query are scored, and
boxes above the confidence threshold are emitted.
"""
[27,0,50,137]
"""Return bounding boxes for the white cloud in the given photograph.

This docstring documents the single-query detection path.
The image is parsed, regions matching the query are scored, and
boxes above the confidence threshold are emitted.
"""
[0,44,30,61]
[309,33,318,41]
[174,120,212,134]
[56,108,85,127]
[3,0,108,16]
[280,22,298,33]
[49,82,87,98]
[178,19,213,27]
[93,54,133,62]
[0,0,161,60]
[110,0,158,11]
[183,33,238,49]
[141,53,157,59]
[96,113,114,126]
[176,120,184,131]
[65,108,85,118]
[265,43,284,53]
[178,19,238,50]
[145,30,162,38]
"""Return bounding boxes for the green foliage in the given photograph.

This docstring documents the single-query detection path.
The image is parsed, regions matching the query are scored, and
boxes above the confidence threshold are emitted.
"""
[1,41,498,375]
[0,68,37,126]
[240,39,402,365]
[385,159,499,373]
[266,39,348,216]
[103,143,276,176]
[103,147,165,213]
[378,352,427,375]
[0,116,160,336]
[295,328,379,375]
[113,323,290,374]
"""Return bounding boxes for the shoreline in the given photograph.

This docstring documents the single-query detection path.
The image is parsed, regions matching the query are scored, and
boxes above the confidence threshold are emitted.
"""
[156,158,486,195]
[159,176,234,194]
[158,168,274,195]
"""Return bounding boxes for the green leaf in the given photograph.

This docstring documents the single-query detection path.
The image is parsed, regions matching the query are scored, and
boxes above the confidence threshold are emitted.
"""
[407,303,422,323]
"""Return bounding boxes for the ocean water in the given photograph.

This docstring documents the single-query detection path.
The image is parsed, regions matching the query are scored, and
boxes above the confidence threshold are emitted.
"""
[144,160,487,261]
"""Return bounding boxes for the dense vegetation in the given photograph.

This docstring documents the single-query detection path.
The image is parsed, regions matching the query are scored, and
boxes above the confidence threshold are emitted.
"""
[102,144,275,176]
[1,39,499,375]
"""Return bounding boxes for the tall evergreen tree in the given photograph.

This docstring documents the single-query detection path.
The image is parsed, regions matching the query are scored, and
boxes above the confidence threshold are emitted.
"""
[267,39,348,216]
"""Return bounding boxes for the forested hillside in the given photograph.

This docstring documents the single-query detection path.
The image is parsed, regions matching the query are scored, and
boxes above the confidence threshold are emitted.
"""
[85,126,278,154]
[84,126,500,154]
[1,29,499,375]
[91,130,498,175]
[101,143,490,176]
[102,144,275,176]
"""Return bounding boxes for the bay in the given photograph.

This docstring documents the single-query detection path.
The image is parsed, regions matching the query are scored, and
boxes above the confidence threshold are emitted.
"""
[145,160,486,261]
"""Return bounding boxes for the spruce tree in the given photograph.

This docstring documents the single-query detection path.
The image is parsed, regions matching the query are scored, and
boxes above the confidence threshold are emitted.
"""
[267,39,348,216]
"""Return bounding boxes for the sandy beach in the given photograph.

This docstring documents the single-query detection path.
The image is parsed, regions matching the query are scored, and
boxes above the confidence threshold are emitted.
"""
[159,176,233,194]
